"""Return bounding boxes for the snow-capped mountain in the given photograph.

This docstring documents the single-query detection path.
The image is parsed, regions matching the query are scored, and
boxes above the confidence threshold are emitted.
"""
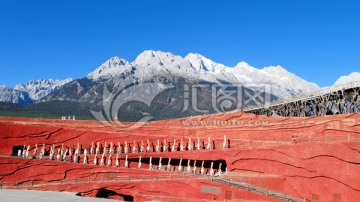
[14,78,73,100]
[0,85,32,105]
[0,78,73,104]
[87,56,130,80]
[87,50,320,98]
[3,50,357,121]
[333,72,360,86]
[231,62,320,97]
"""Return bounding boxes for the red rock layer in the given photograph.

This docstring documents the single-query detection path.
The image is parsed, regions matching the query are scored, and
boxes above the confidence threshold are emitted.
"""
[0,111,359,201]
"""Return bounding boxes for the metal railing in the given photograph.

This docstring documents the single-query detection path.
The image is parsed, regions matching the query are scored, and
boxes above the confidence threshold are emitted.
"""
[244,81,360,111]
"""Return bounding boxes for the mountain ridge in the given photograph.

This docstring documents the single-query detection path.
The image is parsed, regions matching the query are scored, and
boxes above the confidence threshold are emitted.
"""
[86,50,320,99]
[0,78,73,104]
[1,50,358,105]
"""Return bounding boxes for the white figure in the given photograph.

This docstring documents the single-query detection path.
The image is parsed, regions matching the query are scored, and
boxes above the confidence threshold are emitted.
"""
[117,142,121,154]
[94,154,98,165]
[96,142,100,155]
[180,138,184,151]
[83,155,88,164]
[39,144,45,160]
[217,163,222,176]
[109,142,113,154]
[84,148,88,156]
[132,141,137,153]
[163,139,167,152]
[138,156,142,169]
[193,160,197,174]
[210,162,214,176]
[62,149,68,162]
[33,144,38,157]
[146,140,151,152]
[187,159,191,173]
[124,141,128,154]
[60,144,64,156]
[124,155,129,168]
[207,137,211,150]
[17,149,21,157]
[223,135,227,149]
[90,142,94,154]
[178,159,183,172]
[149,157,153,170]
[115,154,119,167]
[155,139,160,152]
[171,139,176,152]
[200,161,205,175]
[188,138,192,150]
[107,154,112,166]
[167,158,171,171]
[158,157,162,171]
[69,147,73,156]
[22,145,26,158]
[56,148,61,161]
[74,144,80,156]
[49,145,55,160]
[25,145,30,158]
[100,153,105,166]
[103,142,107,154]
[140,141,144,153]
[73,155,78,163]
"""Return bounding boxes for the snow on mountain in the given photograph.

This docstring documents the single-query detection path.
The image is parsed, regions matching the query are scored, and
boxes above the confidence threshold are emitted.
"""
[0,85,32,105]
[185,53,226,73]
[87,50,320,98]
[133,50,183,68]
[333,72,360,86]
[231,62,320,97]
[87,56,130,80]
[0,78,73,104]
[0,50,325,105]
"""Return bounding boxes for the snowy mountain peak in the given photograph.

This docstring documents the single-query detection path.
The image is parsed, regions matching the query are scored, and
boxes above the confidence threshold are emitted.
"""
[333,72,360,86]
[133,50,182,67]
[262,65,289,75]
[234,61,257,72]
[84,50,322,98]
[107,56,129,66]
[0,78,72,104]
[185,53,226,73]
[19,78,73,87]
[0,85,7,90]
[88,56,129,80]
[13,78,73,101]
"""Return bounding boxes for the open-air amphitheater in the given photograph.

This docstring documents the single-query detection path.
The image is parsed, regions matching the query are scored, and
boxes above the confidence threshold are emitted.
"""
[0,82,360,201]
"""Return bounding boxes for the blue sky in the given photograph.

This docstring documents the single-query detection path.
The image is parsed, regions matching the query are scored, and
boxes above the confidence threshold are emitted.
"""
[0,0,359,87]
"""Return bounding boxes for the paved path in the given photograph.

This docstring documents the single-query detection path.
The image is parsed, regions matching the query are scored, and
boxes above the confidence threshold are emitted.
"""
[0,189,116,202]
